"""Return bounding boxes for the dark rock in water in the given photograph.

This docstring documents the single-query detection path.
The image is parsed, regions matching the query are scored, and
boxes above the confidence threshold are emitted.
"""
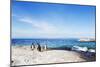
[48,46,71,51]
[80,51,96,61]
[64,47,71,51]
[86,52,96,60]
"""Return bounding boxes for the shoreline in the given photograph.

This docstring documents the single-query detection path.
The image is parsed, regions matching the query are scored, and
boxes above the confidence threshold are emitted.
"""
[11,45,95,66]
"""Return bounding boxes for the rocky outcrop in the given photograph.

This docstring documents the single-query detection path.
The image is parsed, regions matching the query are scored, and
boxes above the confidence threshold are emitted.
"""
[78,38,95,42]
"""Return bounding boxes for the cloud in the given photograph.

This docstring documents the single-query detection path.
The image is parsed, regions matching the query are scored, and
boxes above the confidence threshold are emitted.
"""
[19,17,58,34]
[13,16,95,38]
[12,14,23,19]
[12,17,63,38]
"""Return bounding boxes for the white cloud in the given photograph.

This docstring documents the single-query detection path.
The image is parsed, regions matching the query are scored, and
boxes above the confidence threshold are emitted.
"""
[12,16,68,38]
[13,17,95,38]
[12,14,22,19]
[19,18,33,23]
[19,17,58,34]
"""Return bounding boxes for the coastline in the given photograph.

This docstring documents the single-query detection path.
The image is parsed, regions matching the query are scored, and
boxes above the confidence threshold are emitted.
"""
[11,45,94,66]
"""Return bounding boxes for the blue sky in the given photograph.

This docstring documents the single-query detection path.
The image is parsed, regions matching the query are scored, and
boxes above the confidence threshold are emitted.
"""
[12,1,96,38]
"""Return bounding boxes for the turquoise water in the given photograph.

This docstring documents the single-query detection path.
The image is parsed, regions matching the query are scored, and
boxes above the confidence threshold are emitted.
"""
[12,38,96,49]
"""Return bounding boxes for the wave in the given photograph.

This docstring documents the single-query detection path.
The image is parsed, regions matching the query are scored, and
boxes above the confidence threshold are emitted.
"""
[72,46,95,53]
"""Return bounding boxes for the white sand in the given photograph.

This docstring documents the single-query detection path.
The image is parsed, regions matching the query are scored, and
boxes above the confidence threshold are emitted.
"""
[11,46,86,66]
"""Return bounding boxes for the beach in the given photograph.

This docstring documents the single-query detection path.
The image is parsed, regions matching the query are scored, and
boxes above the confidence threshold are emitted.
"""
[11,46,86,66]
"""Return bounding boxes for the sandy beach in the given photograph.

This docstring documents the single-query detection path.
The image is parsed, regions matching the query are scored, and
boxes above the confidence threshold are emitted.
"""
[11,46,86,66]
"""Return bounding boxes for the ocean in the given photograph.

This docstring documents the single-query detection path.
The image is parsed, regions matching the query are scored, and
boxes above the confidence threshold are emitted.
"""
[11,38,96,49]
